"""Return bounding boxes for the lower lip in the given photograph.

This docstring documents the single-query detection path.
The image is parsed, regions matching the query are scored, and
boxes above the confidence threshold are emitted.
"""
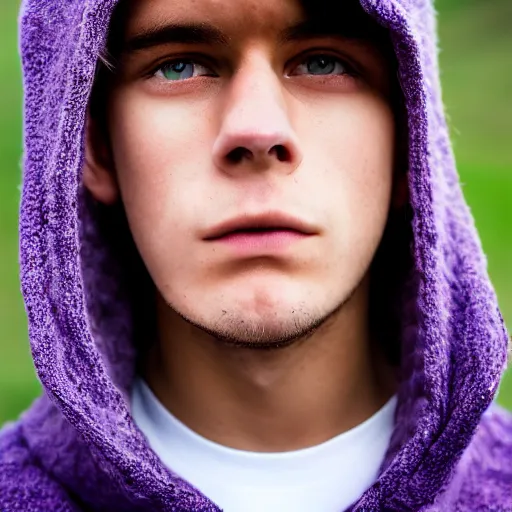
[212,229,310,253]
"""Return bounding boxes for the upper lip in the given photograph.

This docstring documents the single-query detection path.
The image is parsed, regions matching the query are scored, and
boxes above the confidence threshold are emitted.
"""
[203,211,319,240]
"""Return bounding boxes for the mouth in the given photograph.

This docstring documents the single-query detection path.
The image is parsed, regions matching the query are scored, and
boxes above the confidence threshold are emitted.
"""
[203,212,318,241]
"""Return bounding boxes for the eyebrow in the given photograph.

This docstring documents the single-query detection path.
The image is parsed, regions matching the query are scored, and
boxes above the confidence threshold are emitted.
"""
[123,23,231,53]
[279,19,381,45]
[122,18,384,55]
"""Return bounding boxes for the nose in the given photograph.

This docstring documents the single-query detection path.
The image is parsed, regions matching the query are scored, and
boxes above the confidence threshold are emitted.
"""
[212,60,302,175]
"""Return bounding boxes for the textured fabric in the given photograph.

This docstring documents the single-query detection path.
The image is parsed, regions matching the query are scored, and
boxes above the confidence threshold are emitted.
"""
[1,0,511,510]
[131,379,397,511]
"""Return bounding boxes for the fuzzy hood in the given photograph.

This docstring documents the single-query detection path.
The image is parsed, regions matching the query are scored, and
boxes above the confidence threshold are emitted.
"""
[1,0,511,511]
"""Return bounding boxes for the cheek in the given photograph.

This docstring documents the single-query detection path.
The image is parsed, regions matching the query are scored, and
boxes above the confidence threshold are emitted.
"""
[109,88,209,195]
[290,93,395,292]
[299,94,395,235]
[107,89,213,282]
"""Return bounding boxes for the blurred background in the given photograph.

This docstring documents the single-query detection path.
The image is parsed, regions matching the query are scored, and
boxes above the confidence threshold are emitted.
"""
[0,0,511,424]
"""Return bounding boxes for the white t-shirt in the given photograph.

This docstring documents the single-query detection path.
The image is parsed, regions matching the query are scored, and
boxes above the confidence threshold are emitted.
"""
[131,379,397,512]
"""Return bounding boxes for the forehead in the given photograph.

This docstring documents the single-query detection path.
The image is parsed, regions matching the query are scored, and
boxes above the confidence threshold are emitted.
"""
[124,0,300,34]
[115,0,387,46]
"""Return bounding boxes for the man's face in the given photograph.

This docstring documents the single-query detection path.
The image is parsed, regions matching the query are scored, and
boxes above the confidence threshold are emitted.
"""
[91,0,396,346]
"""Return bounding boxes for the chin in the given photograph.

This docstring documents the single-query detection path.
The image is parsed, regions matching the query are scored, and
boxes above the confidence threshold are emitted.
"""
[169,280,343,348]
[184,307,325,348]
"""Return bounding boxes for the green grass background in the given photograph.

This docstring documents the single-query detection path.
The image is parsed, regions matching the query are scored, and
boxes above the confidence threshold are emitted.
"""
[0,0,511,423]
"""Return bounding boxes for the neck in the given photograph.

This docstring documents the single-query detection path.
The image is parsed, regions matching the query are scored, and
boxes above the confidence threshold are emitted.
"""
[143,281,396,452]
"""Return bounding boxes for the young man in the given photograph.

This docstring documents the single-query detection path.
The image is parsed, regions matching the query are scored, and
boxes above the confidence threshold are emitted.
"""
[1,0,511,510]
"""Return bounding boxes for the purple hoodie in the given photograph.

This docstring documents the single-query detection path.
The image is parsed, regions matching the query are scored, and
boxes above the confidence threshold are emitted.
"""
[1,0,511,510]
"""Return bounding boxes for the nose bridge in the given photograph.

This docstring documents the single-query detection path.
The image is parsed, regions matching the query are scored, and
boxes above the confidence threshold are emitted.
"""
[213,54,302,171]
[228,57,287,134]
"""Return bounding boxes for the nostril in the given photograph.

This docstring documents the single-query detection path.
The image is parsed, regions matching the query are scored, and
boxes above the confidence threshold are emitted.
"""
[226,147,253,163]
[269,144,291,162]
[224,144,292,165]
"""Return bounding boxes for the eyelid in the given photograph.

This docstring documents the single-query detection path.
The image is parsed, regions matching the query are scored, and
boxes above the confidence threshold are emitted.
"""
[286,49,361,77]
[155,61,210,80]
[146,53,219,79]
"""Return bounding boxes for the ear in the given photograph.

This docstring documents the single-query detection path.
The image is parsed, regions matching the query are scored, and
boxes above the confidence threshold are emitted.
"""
[83,114,120,205]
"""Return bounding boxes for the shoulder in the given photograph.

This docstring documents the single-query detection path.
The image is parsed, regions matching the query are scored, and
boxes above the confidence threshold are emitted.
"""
[0,421,80,512]
[438,404,512,511]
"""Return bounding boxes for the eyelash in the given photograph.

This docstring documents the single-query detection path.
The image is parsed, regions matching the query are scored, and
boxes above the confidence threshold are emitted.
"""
[288,51,359,78]
[149,52,359,82]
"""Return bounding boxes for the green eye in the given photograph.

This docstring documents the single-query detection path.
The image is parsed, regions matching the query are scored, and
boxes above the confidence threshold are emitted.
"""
[293,55,350,76]
[155,60,212,81]
[306,56,336,75]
